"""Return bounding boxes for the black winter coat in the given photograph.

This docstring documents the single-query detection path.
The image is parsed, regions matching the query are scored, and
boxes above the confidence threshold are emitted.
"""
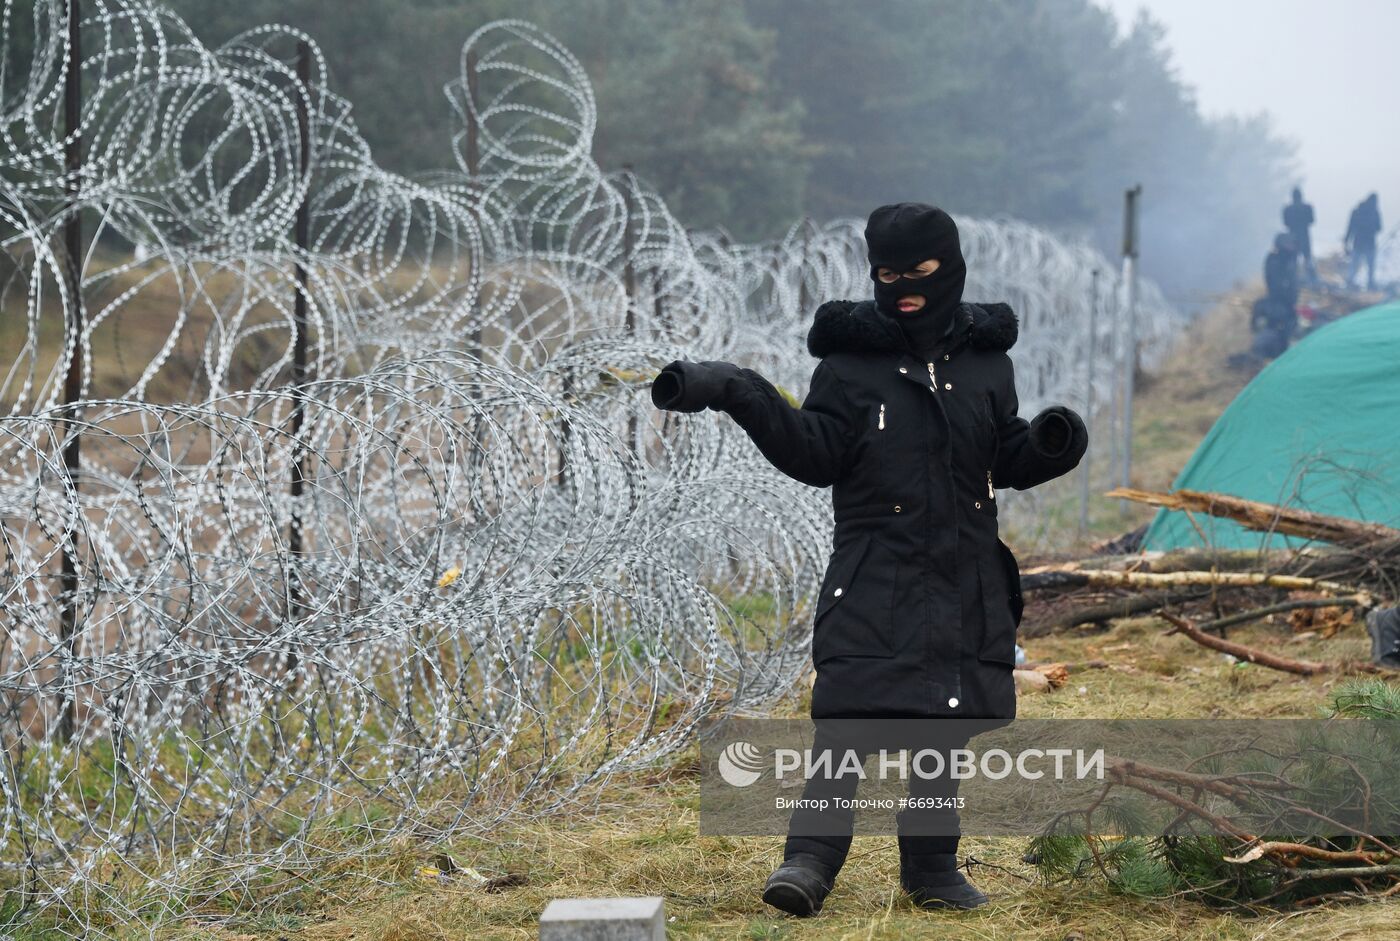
[1347,202,1382,250]
[1264,249,1299,306]
[1282,201,1313,234]
[655,301,1086,720]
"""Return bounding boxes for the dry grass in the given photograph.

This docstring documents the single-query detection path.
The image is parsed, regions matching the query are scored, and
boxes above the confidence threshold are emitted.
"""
[157,614,1396,941]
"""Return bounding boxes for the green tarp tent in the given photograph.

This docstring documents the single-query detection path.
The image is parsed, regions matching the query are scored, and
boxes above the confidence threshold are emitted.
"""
[1142,300,1400,551]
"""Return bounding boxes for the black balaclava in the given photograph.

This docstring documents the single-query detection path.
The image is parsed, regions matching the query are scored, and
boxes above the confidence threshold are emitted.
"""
[864,202,967,353]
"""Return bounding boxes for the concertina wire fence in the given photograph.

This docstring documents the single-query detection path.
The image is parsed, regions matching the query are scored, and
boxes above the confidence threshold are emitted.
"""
[0,1,1184,930]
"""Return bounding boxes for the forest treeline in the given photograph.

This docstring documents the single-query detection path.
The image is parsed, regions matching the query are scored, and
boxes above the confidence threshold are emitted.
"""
[168,1,1296,300]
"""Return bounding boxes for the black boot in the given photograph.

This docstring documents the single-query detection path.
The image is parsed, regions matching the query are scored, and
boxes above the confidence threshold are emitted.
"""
[762,853,835,917]
[898,842,988,911]
[890,817,991,912]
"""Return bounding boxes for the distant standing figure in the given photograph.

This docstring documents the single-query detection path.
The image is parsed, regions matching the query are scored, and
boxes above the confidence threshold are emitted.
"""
[1344,193,1382,291]
[1282,187,1317,283]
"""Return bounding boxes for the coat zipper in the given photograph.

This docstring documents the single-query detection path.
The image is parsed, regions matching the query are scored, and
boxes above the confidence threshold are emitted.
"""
[878,402,885,429]
[926,355,997,503]
[923,360,937,710]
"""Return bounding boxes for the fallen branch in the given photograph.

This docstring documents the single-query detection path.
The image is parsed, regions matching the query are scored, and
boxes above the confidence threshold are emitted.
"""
[1023,548,1291,579]
[1191,594,1371,636]
[1161,613,1329,675]
[1109,758,1291,804]
[1230,841,1396,866]
[1021,588,1213,637]
[1278,863,1400,882]
[1047,569,1364,595]
[1023,659,1110,671]
[1107,487,1400,550]
[1163,613,1390,675]
[1104,766,1259,842]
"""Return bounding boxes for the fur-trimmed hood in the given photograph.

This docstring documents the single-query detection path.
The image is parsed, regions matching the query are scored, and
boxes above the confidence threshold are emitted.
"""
[806,300,1018,359]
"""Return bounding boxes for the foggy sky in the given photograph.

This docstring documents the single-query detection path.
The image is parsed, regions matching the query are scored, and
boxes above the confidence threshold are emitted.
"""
[1097,0,1398,254]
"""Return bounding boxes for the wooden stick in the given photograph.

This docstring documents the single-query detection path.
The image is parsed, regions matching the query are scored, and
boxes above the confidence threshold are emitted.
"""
[1191,595,1370,635]
[1237,841,1396,866]
[1056,568,1364,595]
[1023,548,1306,578]
[1105,767,1259,842]
[1108,758,1284,804]
[1279,863,1400,882]
[1107,487,1400,549]
[1020,588,1212,637]
[1022,659,1111,672]
[1161,613,1330,675]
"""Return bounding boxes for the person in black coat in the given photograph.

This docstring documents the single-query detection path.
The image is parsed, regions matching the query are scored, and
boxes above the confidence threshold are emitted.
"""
[1282,188,1317,284]
[650,203,1087,915]
[1240,234,1301,363]
[1345,193,1383,291]
[1263,232,1300,312]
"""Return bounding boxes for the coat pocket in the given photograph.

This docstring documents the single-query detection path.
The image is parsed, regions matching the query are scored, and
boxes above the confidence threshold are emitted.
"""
[997,537,1024,627]
[812,534,897,664]
[976,544,1019,666]
[984,396,1001,465]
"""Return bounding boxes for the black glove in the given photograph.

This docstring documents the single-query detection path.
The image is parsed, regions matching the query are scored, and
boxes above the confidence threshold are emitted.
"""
[650,359,742,412]
[1028,405,1087,460]
[814,299,857,319]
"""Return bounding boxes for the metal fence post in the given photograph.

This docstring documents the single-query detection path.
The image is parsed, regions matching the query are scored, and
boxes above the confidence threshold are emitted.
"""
[1079,267,1099,537]
[1120,184,1141,513]
[622,164,638,458]
[465,47,483,361]
[286,40,312,668]
[57,0,84,742]
[798,215,811,316]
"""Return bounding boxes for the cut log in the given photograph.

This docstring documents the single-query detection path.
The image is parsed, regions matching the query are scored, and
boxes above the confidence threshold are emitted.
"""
[1013,669,1052,693]
[1107,487,1400,550]
[1023,548,1292,579]
[1043,569,1364,595]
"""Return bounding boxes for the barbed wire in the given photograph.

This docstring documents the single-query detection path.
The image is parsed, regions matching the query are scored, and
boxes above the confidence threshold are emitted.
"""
[0,4,1184,932]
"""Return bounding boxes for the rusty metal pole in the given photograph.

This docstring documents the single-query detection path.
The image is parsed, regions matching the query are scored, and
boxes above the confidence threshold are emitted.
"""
[57,0,83,742]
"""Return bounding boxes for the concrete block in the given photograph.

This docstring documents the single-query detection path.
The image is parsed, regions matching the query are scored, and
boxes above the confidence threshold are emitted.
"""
[538,896,666,940]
